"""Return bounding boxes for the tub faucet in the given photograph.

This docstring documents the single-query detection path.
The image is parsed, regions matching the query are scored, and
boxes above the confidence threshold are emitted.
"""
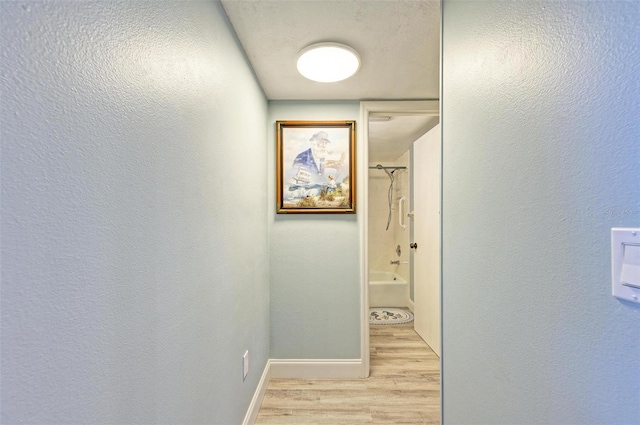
[390,260,400,265]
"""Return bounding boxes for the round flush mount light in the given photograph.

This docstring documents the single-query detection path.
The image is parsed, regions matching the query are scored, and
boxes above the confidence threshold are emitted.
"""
[296,42,361,83]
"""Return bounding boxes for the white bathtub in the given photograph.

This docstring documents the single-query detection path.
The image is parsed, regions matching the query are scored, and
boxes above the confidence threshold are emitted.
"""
[369,271,409,308]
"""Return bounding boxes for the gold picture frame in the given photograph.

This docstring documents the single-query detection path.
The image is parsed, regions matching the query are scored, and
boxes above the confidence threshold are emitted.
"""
[276,120,356,214]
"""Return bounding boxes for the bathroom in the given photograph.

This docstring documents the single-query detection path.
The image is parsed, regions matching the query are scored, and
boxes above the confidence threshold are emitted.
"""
[368,113,436,312]
[367,109,441,354]
[368,151,412,309]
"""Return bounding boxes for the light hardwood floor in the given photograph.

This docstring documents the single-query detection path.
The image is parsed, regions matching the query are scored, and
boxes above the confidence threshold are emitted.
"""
[255,322,440,424]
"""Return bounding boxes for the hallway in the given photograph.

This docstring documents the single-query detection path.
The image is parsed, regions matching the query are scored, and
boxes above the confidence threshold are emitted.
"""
[256,324,440,424]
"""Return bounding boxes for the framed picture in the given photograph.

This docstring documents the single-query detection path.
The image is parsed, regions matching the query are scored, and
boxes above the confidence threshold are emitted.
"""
[276,120,356,214]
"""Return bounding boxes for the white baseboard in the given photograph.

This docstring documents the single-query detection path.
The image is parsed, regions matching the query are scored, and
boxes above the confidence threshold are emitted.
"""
[242,360,271,425]
[242,359,364,423]
[407,298,414,313]
[269,359,363,379]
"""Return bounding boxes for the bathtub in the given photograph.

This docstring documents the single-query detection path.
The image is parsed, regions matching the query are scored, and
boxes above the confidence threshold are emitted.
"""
[369,271,409,308]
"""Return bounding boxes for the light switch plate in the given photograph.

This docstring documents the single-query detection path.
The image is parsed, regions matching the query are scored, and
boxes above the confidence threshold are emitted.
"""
[612,228,640,304]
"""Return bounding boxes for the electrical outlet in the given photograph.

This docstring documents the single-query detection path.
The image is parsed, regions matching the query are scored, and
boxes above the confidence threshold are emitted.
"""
[242,351,249,380]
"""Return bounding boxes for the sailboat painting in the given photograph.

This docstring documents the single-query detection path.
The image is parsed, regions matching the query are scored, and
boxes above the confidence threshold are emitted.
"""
[276,120,356,214]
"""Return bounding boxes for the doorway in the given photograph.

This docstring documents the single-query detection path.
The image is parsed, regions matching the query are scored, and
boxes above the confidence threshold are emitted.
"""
[359,100,440,376]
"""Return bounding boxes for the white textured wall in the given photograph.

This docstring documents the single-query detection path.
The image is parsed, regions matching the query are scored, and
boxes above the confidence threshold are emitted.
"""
[269,101,361,359]
[442,1,640,424]
[1,1,269,423]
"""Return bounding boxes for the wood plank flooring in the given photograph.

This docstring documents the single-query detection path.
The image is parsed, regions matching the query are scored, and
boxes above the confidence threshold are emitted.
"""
[255,322,441,424]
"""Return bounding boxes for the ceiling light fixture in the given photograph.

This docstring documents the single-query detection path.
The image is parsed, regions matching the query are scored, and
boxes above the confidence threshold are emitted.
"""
[296,42,360,83]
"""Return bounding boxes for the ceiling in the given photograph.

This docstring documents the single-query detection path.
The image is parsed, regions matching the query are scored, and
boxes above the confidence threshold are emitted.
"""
[220,0,440,162]
[368,114,439,164]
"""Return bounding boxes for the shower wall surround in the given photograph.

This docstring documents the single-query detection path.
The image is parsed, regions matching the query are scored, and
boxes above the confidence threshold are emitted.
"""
[368,150,411,285]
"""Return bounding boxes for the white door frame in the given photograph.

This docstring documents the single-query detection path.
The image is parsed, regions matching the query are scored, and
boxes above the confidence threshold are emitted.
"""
[358,100,440,378]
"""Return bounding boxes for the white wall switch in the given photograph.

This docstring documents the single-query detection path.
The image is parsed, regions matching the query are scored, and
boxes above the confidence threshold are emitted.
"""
[242,350,249,381]
[612,228,640,304]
